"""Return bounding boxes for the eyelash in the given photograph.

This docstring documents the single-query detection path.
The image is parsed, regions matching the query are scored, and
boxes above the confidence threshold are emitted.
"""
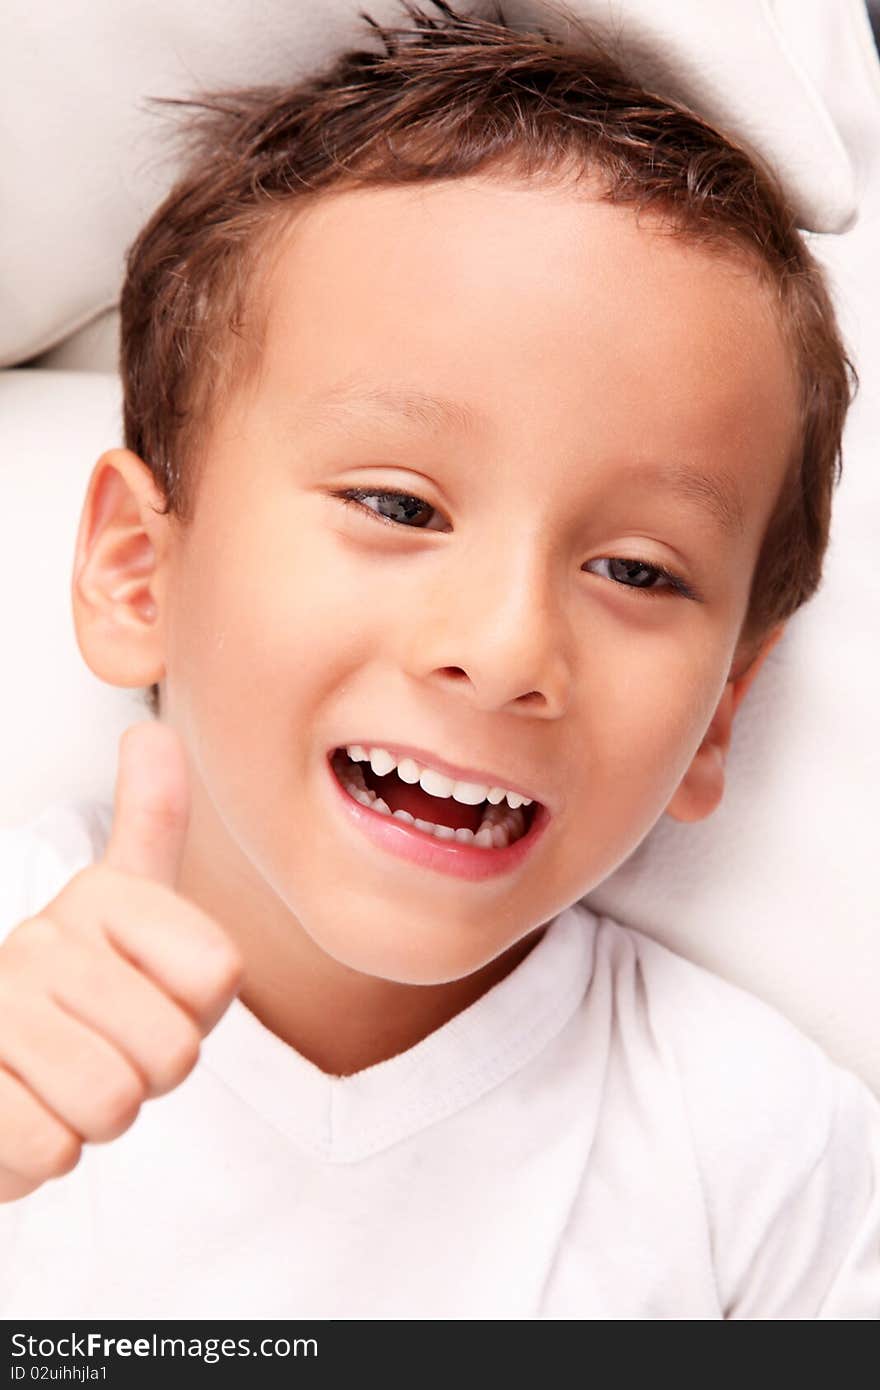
[332,487,699,601]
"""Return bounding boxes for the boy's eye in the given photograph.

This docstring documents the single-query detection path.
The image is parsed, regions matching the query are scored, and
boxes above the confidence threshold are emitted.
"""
[332,487,698,600]
[335,486,448,531]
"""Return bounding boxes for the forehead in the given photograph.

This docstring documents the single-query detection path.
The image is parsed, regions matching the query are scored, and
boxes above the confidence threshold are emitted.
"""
[249,176,798,521]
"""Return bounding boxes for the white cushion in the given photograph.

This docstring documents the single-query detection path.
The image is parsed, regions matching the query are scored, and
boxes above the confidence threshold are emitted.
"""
[1,0,873,367]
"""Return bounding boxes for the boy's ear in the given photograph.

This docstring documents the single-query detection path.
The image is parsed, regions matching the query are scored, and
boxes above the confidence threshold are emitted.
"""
[665,622,786,824]
[71,447,171,690]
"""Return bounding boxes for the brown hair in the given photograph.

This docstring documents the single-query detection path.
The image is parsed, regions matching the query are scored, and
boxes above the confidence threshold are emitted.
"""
[120,0,856,718]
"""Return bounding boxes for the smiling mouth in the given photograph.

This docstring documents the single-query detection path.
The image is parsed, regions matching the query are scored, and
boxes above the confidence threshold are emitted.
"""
[330,748,539,847]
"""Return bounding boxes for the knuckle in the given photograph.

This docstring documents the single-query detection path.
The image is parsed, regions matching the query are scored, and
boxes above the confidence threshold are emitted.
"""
[4,911,62,964]
[46,1131,83,1180]
[139,801,187,841]
[200,936,245,1000]
[19,1122,82,1184]
[87,1070,146,1141]
[154,1026,201,1094]
[48,866,116,940]
[54,863,102,910]
[0,917,73,1004]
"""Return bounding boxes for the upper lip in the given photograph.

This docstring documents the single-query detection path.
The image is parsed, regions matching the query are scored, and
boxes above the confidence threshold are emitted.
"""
[331,740,551,811]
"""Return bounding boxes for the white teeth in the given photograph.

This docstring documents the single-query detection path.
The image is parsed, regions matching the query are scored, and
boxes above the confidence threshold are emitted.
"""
[418,767,457,800]
[351,791,520,845]
[368,748,397,778]
[343,745,534,811]
[335,747,530,846]
[486,786,528,809]
[395,757,421,785]
[451,780,492,806]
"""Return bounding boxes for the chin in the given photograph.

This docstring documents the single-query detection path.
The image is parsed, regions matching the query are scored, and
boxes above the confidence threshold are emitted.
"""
[306,913,501,987]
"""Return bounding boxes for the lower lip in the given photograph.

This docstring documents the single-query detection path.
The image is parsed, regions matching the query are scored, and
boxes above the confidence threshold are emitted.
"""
[325,752,552,882]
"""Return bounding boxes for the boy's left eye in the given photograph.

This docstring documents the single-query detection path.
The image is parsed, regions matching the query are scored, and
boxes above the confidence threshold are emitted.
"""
[331,487,697,601]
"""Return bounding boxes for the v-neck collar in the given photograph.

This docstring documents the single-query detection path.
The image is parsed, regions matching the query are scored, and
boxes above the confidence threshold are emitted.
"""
[200,903,596,1162]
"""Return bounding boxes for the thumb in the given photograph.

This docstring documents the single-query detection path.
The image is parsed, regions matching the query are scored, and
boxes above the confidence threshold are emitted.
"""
[103,720,191,888]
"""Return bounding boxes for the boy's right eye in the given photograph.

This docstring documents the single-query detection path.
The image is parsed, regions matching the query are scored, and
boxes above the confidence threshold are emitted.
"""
[332,487,449,531]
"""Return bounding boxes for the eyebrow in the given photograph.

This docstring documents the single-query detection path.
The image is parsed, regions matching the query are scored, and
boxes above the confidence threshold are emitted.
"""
[300,380,481,436]
[299,380,747,538]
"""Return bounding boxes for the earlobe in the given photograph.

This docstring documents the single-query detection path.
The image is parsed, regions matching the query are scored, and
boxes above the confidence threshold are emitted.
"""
[664,697,731,825]
[71,448,170,688]
[665,622,786,825]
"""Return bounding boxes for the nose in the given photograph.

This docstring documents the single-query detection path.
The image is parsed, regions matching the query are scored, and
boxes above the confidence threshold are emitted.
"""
[402,534,574,716]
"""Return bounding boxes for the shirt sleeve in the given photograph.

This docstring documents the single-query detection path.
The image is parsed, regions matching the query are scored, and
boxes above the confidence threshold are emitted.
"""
[640,933,880,1318]
[715,1056,880,1319]
[813,1068,880,1318]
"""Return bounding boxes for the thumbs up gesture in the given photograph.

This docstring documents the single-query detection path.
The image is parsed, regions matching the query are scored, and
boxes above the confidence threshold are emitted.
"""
[0,722,244,1202]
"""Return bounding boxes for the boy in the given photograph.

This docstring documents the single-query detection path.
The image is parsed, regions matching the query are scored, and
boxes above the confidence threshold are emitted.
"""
[0,1,877,1318]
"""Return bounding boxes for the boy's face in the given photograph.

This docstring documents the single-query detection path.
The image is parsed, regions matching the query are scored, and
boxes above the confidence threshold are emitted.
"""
[80,176,797,988]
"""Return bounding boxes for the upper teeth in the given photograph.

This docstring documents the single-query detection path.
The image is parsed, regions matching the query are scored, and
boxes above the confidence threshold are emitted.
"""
[345,745,533,811]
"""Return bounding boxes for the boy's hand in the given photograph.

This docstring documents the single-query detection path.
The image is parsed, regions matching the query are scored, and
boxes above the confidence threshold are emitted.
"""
[0,721,244,1202]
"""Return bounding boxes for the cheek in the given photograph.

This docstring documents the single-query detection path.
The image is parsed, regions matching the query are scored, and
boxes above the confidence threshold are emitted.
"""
[165,513,384,732]
[579,647,725,803]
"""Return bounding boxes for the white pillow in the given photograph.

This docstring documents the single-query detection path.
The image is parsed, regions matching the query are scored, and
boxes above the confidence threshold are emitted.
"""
[0,0,866,366]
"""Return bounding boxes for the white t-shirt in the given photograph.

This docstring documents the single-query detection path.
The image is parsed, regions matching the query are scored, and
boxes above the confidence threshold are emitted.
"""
[0,801,877,1320]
